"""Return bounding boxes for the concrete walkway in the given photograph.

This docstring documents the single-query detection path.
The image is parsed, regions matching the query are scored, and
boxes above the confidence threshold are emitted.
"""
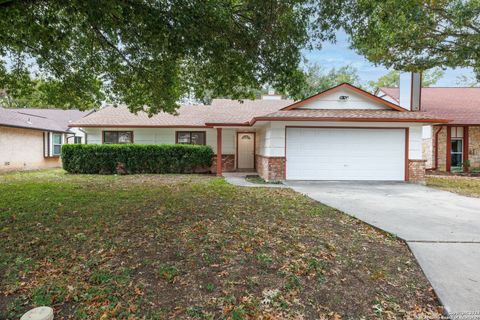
[285,181,480,316]
[223,172,287,188]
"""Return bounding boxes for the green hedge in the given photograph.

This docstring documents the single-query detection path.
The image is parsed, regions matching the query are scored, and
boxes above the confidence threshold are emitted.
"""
[62,144,214,174]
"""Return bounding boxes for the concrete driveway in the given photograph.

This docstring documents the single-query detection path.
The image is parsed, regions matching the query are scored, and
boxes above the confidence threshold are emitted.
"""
[286,181,480,316]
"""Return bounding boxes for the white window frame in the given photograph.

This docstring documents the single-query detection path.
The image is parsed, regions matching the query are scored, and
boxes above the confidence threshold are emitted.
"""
[52,133,63,156]
[451,138,463,169]
[175,131,206,145]
[450,127,464,170]
[103,131,133,144]
[451,127,464,139]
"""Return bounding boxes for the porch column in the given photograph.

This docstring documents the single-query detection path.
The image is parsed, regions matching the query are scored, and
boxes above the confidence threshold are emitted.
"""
[216,128,222,176]
[464,126,469,172]
[446,126,451,172]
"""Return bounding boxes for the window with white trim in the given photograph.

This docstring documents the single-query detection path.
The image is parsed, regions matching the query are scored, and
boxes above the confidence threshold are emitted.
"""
[451,127,464,168]
[52,133,63,156]
[103,131,133,144]
[176,131,206,145]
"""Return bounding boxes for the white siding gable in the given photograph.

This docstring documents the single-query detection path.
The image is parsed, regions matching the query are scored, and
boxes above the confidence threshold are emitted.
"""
[298,87,391,110]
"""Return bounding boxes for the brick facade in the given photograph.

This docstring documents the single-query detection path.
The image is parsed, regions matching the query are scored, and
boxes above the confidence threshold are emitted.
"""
[0,126,62,172]
[255,155,285,181]
[435,126,448,171]
[254,154,427,183]
[408,160,426,183]
[468,126,480,170]
[211,154,235,173]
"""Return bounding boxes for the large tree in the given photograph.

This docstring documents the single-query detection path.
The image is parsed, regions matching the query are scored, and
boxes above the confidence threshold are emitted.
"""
[456,74,480,87]
[0,0,312,113]
[313,0,480,79]
[0,77,101,109]
[294,64,362,99]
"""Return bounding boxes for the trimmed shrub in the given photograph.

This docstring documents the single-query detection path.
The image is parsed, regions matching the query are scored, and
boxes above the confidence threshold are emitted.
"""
[61,144,214,174]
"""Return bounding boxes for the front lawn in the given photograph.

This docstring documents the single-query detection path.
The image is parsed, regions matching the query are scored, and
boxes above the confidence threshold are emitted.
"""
[426,175,480,197]
[1,170,441,319]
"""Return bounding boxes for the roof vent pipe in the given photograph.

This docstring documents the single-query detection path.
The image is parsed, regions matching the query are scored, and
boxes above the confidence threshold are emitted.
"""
[399,72,422,111]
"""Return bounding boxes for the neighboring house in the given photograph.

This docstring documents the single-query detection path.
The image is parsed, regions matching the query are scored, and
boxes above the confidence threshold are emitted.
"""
[71,78,447,183]
[377,84,480,172]
[0,108,91,172]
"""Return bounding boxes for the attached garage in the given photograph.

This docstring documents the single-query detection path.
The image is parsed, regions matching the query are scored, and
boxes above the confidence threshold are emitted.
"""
[285,127,407,181]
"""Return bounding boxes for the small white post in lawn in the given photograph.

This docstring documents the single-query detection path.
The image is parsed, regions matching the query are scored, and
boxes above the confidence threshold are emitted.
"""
[20,307,54,320]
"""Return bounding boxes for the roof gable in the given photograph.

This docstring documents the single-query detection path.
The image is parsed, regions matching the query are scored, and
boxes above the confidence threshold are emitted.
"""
[282,83,405,112]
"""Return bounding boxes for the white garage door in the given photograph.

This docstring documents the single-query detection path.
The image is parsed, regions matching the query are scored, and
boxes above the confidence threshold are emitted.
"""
[286,128,406,181]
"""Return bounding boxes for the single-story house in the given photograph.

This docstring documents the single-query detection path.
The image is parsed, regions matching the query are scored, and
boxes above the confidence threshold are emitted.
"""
[71,76,448,183]
[377,84,480,172]
[0,108,91,172]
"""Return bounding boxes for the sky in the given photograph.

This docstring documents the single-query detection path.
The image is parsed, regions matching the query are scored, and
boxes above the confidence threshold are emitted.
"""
[302,31,475,87]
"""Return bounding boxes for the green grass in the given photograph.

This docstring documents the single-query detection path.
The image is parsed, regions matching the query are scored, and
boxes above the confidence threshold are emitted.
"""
[158,264,180,283]
[0,169,441,319]
[426,176,480,197]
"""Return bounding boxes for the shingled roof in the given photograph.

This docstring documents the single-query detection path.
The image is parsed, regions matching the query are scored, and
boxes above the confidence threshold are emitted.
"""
[0,107,91,132]
[70,91,449,128]
[251,109,448,124]
[379,87,480,125]
[70,99,294,127]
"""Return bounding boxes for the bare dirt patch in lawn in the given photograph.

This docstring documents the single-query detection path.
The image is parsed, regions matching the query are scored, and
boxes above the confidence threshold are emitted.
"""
[0,170,442,319]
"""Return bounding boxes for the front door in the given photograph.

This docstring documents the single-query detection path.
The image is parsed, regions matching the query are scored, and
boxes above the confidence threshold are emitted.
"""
[237,133,255,169]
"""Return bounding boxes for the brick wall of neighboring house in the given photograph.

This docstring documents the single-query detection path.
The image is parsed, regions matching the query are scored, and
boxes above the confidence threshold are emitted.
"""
[468,126,480,170]
[0,126,61,172]
[408,160,426,183]
[432,126,480,172]
[210,154,235,173]
[255,155,285,181]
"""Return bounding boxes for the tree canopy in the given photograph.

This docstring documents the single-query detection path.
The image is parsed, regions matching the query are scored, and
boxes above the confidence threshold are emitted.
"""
[313,0,480,78]
[1,0,477,113]
[0,74,104,108]
[293,64,362,99]
[0,0,312,113]
[456,74,480,87]
[368,68,444,89]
